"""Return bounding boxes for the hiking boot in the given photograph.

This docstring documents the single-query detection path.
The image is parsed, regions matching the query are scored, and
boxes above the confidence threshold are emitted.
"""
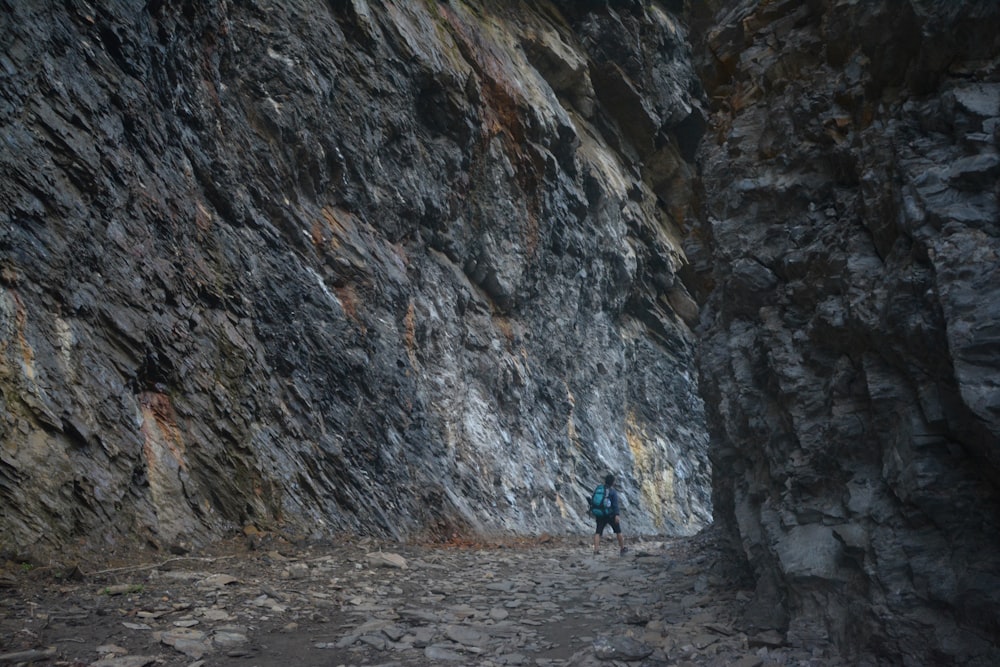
[620,547,629,556]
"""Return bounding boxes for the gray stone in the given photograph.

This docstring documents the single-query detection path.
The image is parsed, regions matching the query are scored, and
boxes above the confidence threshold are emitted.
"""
[160,628,210,658]
[691,0,1000,664]
[0,0,710,564]
[366,552,408,570]
[90,658,159,667]
[3,2,996,666]
[593,636,654,661]
[444,624,488,648]
[424,644,466,661]
[212,630,248,648]
[489,607,510,621]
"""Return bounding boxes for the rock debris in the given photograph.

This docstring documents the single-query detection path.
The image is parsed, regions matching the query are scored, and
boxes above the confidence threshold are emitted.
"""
[1,532,840,666]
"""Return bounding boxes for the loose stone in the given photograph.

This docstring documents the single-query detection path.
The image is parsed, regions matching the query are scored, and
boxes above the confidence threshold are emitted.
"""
[0,533,842,666]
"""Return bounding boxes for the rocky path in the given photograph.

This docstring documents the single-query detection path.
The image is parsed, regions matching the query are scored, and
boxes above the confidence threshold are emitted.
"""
[1,531,838,667]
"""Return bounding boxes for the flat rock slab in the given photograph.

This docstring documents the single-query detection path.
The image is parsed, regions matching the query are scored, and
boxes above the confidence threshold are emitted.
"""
[365,551,408,569]
[90,657,159,667]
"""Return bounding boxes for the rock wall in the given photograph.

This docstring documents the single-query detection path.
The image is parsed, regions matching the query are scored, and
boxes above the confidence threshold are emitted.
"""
[0,1,710,557]
[690,0,1000,663]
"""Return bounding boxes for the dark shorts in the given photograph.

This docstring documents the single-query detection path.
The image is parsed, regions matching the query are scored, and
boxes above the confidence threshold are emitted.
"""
[595,515,620,535]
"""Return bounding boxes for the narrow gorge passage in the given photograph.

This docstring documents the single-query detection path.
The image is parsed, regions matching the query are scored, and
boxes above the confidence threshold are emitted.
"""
[2,0,998,664]
[1,530,836,667]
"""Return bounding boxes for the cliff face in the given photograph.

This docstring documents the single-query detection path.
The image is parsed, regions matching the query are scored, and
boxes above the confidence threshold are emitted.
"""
[0,1,710,555]
[690,0,1000,663]
[6,0,999,662]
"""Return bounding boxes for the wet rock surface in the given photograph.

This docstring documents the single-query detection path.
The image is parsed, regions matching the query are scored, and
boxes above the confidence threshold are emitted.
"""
[0,530,840,667]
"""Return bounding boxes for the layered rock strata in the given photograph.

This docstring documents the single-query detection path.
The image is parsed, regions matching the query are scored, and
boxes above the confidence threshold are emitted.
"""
[690,0,1000,663]
[0,1,710,556]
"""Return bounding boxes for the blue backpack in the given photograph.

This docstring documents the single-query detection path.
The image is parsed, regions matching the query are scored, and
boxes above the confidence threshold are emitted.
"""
[590,485,612,517]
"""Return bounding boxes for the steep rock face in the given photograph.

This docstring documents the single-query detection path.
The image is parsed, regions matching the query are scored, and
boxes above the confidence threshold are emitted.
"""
[0,1,710,556]
[690,0,1000,663]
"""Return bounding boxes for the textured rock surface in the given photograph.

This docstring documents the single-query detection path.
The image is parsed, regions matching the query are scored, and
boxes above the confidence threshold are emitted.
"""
[7,0,998,662]
[0,532,831,667]
[0,1,710,556]
[690,0,1000,663]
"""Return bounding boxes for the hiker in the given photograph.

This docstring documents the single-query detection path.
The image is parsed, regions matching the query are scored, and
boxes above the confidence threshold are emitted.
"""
[591,474,627,555]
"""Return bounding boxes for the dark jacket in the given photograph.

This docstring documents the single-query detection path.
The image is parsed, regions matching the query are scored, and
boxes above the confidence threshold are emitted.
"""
[607,487,620,517]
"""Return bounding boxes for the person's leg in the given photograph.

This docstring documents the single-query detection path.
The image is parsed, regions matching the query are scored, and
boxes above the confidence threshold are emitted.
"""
[612,517,626,553]
[594,518,606,553]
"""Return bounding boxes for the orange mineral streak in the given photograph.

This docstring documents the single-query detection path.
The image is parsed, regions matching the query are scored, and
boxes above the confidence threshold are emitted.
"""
[310,217,325,248]
[318,205,354,251]
[5,290,37,383]
[194,201,213,235]
[335,284,361,325]
[404,299,418,368]
[439,5,541,255]
[139,391,189,473]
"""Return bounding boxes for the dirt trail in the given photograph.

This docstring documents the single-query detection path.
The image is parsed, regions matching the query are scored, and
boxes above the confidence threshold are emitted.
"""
[1,530,838,666]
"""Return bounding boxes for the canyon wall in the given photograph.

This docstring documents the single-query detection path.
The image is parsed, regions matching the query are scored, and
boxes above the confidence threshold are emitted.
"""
[6,0,998,662]
[0,1,710,557]
[690,0,1000,663]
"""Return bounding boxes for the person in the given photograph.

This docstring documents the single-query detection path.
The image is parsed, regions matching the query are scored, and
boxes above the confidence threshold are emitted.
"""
[593,474,627,556]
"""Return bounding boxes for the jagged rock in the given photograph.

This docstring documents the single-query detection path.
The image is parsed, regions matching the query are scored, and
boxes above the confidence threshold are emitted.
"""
[689,0,1000,664]
[4,1,995,664]
[0,1,709,558]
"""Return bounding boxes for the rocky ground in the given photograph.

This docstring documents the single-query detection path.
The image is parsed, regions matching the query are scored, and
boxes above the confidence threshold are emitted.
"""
[0,529,839,667]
